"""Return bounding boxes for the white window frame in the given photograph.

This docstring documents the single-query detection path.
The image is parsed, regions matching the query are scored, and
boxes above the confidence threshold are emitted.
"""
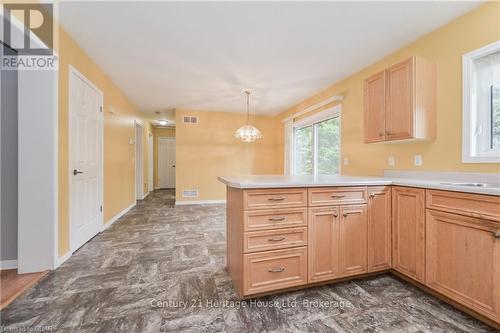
[286,104,342,176]
[462,41,500,163]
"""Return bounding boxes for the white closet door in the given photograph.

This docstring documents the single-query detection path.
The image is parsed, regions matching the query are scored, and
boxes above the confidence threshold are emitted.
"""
[158,137,176,188]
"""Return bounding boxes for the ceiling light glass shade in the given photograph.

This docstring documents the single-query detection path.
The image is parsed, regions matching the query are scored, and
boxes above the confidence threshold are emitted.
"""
[235,90,263,143]
[234,124,263,143]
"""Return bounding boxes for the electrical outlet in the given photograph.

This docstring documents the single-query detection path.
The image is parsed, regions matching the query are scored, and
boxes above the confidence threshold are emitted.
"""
[343,157,349,165]
[414,155,422,166]
[388,156,395,167]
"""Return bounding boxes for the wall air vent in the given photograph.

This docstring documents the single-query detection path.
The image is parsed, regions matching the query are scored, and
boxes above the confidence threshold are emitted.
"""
[183,116,198,124]
[181,189,199,198]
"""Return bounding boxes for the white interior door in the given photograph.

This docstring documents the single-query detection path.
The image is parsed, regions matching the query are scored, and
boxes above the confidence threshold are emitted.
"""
[148,134,154,192]
[158,137,176,188]
[135,123,143,200]
[69,68,103,253]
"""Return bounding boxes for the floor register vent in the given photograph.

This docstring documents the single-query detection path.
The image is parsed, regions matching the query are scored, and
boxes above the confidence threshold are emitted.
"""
[181,189,199,198]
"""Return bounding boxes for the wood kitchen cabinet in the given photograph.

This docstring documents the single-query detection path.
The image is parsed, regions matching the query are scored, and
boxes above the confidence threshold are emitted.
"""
[392,186,425,282]
[339,205,368,276]
[364,71,386,143]
[309,204,368,281]
[308,207,340,282]
[364,56,436,143]
[367,186,392,272]
[426,209,500,324]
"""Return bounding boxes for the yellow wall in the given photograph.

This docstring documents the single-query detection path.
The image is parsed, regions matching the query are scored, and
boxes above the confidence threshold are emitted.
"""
[58,28,152,256]
[175,109,281,201]
[153,127,176,188]
[277,2,500,175]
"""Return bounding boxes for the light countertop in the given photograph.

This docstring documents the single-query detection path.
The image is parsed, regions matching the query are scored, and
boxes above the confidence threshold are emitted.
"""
[217,173,500,196]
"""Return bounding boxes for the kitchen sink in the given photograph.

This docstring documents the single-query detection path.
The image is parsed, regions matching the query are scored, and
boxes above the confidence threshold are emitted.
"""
[440,182,500,188]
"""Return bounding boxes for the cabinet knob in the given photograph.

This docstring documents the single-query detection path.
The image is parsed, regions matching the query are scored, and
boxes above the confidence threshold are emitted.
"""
[493,231,500,239]
[378,132,384,136]
[343,213,348,218]
[333,214,338,218]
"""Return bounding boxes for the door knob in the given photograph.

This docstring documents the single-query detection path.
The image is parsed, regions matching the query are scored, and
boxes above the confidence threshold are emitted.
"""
[172,165,175,167]
[73,169,83,175]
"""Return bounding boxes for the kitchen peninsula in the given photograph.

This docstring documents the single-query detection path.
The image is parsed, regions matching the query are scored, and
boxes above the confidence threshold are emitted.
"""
[218,173,500,328]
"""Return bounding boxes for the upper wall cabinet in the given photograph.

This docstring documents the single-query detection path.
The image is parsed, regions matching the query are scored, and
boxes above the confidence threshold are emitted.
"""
[364,56,436,143]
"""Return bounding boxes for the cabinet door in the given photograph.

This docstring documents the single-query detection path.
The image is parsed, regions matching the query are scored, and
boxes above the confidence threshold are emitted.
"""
[367,187,392,272]
[426,210,500,323]
[308,207,339,283]
[386,58,414,140]
[392,186,425,282]
[339,205,368,277]
[364,71,386,143]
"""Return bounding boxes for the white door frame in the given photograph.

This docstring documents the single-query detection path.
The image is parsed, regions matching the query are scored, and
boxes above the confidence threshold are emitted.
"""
[68,65,104,253]
[135,121,144,200]
[7,8,58,272]
[158,136,176,188]
[148,133,154,193]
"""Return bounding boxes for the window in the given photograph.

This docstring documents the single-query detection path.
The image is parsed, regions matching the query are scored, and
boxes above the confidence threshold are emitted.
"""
[462,41,500,163]
[291,106,341,175]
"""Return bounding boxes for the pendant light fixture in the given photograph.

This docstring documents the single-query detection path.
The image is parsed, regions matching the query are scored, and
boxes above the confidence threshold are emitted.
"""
[234,90,263,143]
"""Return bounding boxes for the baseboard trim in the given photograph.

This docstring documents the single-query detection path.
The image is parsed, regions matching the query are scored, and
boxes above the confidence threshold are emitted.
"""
[143,191,150,199]
[0,259,18,270]
[54,251,71,269]
[102,202,135,232]
[175,199,226,205]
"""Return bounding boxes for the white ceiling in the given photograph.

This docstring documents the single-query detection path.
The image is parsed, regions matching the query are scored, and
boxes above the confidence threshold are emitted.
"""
[59,1,482,115]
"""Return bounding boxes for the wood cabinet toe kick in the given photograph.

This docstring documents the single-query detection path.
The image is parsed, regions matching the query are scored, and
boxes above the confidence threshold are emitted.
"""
[225,185,500,328]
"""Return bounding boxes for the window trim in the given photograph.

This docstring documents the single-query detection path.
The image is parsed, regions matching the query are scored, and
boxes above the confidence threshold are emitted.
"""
[288,104,342,176]
[462,41,500,163]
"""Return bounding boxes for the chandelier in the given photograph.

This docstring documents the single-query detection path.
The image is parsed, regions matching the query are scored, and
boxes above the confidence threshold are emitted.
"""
[234,90,263,143]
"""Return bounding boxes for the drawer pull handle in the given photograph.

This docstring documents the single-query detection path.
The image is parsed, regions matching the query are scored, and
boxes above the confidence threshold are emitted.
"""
[331,194,346,198]
[493,231,500,239]
[268,197,285,201]
[268,267,285,273]
[343,211,361,217]
[268,236,286,242]
[269,217,286,222]
[369,193,384,198]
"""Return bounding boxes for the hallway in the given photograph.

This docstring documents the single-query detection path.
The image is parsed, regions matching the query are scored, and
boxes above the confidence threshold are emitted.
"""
[0,190,495,332]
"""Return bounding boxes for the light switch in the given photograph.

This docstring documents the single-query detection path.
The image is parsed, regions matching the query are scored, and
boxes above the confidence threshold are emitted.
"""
[129,138,135,145]
[343,157,349,165]
[414,155,422,166]
[388,156,395,167]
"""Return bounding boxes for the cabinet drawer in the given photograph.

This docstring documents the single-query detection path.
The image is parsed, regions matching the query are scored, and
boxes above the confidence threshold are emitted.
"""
[244,227,307,253]
[244,188,307,210]
[244,208,307,231]
[309,187,367,206]
[426,190,500,222]
[243,247,307,295]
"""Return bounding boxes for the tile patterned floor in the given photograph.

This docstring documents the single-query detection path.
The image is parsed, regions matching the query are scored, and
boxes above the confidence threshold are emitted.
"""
[0,189,496,332]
